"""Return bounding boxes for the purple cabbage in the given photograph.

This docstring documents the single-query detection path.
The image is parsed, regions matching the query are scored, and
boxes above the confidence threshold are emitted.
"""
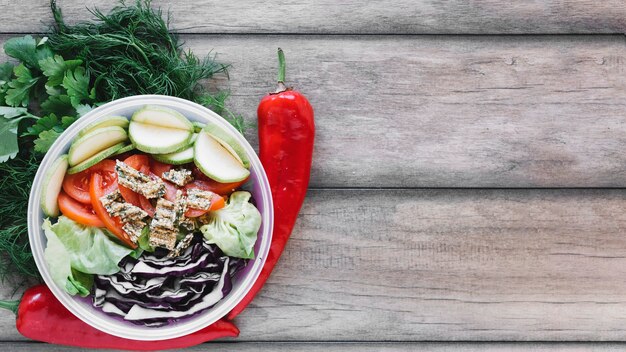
[93,235,246,327]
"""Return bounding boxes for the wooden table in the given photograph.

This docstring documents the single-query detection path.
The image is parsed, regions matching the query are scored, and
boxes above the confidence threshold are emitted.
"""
[1,1,626,351]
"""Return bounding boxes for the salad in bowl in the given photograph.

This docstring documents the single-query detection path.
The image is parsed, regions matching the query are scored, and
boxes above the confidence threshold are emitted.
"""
[28,95,272,340]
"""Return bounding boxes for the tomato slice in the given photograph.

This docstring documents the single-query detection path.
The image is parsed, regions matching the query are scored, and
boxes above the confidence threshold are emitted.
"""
[134,165,157,216]
[184,181,226,217]
[150,158,172,178]
[91,159,118,195]
[62,170,92,204]
[89,159,116,173]
[118,155,149,207]
[58,191,105,227]
[124,154,149,169]
[163,180,178,202]
[190,167,248,195]
[90,172,136,249]
[62,159,117,204]
[139,195,156,217]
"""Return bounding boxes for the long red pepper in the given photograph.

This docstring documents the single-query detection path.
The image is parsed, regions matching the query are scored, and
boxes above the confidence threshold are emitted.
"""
[0,284,239,350]
[228,48,315,319]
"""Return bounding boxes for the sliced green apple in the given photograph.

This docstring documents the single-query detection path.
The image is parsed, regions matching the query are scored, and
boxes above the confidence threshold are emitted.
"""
[40,155,68,217]
[68,126,128,166]
[131,105,193,130]
[193,131,250,183]
[77,116,129,137]
[128,122,192,154]
[67,142,125,174]
[202,122,250,168]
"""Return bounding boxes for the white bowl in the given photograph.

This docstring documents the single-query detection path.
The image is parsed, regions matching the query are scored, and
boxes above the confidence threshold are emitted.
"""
[28,95,273,340]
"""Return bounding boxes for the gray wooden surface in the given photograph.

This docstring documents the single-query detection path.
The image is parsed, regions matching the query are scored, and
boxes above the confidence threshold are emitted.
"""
[4,342,626,352]
[1,0,625,351]
[3,0,626,34]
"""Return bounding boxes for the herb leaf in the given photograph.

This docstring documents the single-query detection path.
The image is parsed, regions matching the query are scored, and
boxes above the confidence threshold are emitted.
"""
[6,64,40,107]
[0,63,13,83]
[34,129,61,154]
[23,113,61,137]
[39,54,83,86]
[41,94,75,116]
[0,107,35,162]
[4,35,53,70]
[0,117,21,162]
[62,67,93,107]
[75,104,92,116]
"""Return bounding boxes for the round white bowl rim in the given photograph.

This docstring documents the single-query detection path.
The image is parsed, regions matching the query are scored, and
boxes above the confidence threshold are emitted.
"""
[27,95,273,340]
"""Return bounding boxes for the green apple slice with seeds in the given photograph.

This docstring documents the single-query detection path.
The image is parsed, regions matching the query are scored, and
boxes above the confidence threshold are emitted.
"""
[67,142,126,174]
[131,105,193,130]
[41,155,69,217]
[202,122,250,168]
[194,131,250,183]
[77,116,129,137]
[68,126,128,166]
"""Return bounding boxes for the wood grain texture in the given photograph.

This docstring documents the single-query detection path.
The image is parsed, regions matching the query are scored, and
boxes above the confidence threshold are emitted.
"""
[202,35,626,187]
[2,189,626,341]
[3,342,626,352]
[1,0,625,34]
[0,34,623,187]
[0,35,620,187]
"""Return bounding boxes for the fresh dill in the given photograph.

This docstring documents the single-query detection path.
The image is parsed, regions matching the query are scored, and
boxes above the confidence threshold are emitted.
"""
[47,0,245,134]
[0,147,41,282]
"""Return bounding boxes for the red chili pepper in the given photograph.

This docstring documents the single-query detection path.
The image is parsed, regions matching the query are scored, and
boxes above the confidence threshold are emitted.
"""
[228,48,315,319]
[0,284,239,350]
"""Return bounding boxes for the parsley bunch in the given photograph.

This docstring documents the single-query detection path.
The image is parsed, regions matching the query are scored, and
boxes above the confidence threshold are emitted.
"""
[0,35,95,162]
[0,0,244,284]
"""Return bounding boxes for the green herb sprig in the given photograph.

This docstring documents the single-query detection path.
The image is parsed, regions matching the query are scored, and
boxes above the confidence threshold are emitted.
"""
[0,148,40,281]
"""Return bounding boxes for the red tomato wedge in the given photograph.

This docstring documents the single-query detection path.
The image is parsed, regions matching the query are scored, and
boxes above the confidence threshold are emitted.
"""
[89,172,136,249]
[150,158,172,178]
[163,180,178,202]
[58,191,105,227]
[137,165,156,216]
[191,167,248,195]
[118,155,149,207]
[62,160,117,204]
[184,181,226,217]
[62,171,91,204]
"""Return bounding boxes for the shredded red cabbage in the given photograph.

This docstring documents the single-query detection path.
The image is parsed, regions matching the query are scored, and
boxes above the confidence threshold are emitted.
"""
[93,235,246,327]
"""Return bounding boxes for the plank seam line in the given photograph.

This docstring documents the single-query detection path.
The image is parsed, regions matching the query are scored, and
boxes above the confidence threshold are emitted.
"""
[307,187,626,191]
[0,31,624,37]
[4,340,626,344]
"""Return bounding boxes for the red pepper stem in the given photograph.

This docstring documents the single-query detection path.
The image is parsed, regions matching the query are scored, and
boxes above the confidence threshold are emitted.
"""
[0,299,19,314]
[277,48,286,83]
[275,48,287,93]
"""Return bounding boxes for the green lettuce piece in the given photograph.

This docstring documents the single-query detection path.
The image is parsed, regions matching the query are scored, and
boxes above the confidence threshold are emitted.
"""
[199,191,261,259]
[42,216,134,296]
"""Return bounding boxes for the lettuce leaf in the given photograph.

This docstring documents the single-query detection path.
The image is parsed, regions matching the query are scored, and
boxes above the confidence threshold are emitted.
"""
[42,216,134,296]
[199,191,261,259]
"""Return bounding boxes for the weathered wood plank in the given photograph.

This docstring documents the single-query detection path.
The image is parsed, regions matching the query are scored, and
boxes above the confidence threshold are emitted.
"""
[2,189,626,341]
[3,342,626,352]
[1,1,625,34]
[205,35,626,187]
[0,34,623,187]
